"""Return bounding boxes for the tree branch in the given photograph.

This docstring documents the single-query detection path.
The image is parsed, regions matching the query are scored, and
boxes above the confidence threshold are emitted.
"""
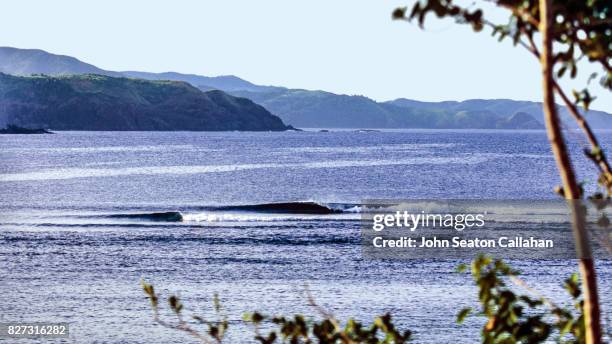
[553,81,612,176]
[151,309,213,344]
[304,286,357,344]
[515,20,611,181]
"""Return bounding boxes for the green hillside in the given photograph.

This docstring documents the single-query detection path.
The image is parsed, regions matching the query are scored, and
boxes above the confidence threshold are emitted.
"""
[0,73,290,131]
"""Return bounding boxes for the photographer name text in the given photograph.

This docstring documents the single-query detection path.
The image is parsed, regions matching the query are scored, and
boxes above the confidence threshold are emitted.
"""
[372,236,554,248]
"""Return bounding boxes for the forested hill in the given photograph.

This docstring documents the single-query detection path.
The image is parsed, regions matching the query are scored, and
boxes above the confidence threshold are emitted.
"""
[0,73,290,131]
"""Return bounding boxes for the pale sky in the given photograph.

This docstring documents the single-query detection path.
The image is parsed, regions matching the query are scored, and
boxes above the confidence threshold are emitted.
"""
[0,0,610,111]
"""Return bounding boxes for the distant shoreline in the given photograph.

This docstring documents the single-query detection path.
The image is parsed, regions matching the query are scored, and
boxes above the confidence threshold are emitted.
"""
[4,128,612,134]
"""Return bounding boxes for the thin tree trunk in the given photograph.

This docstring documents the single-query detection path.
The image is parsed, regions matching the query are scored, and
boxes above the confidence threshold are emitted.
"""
[539,0,602,342]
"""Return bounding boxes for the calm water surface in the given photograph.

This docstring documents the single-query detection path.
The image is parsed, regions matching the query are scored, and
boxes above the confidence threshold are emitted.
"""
[1,130,610,343]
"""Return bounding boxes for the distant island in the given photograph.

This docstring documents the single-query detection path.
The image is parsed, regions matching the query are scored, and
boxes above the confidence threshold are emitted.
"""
[1,46,610,130]
[0,73,291,131]
[0,125,53,134]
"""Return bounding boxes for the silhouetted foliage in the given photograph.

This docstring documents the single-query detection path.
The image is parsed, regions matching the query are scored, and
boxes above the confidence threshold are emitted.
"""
[142,281,229,343]
[457,255,587,343]
[142,281,412,343]
[244,309,411,343]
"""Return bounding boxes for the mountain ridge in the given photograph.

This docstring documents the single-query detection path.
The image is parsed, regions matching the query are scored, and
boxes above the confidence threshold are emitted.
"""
[1,47,609,129]
[0,73,290,131]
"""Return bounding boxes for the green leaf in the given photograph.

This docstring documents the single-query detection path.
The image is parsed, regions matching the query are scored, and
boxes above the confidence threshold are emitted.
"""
[457,308,472,324]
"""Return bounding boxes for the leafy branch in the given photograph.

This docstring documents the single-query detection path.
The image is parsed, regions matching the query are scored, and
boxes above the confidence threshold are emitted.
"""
[142,281,412,343]
[457,255,587,343]
[141,280,228,344]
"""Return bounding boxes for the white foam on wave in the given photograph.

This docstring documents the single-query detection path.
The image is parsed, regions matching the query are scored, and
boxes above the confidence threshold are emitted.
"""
[0,156,488,182]
[181,212,358,223]
[340,205,362,213]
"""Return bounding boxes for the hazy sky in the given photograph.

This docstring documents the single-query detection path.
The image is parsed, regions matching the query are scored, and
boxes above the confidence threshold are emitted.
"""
[1,0,609,110]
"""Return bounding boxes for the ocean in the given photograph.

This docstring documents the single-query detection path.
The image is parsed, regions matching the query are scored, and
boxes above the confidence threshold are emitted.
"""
[1,129,610,343]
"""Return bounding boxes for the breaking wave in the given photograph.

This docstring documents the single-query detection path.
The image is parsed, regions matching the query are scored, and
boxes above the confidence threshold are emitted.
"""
[5,201,583,227]
[75,202,363,223]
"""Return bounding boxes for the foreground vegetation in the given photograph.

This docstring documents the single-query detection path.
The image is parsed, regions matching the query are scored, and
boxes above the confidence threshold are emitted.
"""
[142,255,591,343]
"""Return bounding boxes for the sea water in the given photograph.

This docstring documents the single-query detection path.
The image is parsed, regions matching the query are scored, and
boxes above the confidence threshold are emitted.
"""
[1,129,610,343]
